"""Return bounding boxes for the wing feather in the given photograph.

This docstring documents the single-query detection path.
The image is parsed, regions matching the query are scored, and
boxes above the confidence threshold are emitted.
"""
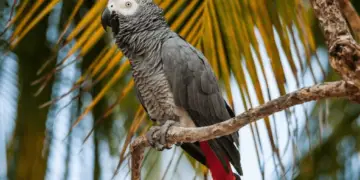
[162,36,242,175]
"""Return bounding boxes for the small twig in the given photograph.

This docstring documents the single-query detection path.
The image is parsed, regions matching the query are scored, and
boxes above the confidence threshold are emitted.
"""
[130,81,360,180]
[0,0,17,37]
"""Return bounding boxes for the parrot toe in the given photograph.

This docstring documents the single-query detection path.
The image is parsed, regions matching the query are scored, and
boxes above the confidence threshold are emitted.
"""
[146,126,160,148]
[159,120,177,148]
[146,120,178,151]
[146,126,167,151]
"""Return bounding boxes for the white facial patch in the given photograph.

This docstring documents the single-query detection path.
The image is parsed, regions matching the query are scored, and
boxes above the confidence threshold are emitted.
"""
[108,0,140,16]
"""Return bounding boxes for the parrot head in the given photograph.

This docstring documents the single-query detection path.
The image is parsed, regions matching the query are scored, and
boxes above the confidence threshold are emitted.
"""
[101,0,166,35]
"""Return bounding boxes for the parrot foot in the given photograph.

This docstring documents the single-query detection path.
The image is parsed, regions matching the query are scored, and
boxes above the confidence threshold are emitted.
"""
[146,120,177,151]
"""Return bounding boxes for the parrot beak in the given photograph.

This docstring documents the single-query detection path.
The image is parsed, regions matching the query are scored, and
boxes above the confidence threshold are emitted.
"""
[101,8,111,31]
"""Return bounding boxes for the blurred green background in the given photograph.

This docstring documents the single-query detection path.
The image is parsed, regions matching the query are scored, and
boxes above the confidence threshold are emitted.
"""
[1,0,360,179]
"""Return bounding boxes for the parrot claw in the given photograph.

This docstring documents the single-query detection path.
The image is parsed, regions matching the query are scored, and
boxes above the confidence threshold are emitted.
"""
[146,120,177,151]
[146,126,161,149]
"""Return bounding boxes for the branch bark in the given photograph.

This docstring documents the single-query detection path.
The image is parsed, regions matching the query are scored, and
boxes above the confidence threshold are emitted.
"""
[130,81,360,180]
[311,0,360,88]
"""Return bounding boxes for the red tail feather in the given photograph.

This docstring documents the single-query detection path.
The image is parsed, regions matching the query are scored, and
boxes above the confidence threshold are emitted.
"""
[199,141,235,180]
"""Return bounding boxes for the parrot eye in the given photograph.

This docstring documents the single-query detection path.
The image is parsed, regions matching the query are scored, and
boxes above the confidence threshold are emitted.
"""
[125,1,132,8]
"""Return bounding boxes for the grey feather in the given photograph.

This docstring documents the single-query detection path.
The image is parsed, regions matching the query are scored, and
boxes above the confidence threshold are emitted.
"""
[162,37,242,175]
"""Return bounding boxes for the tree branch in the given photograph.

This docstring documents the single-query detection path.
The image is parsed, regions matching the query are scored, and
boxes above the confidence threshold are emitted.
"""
[130,81,360,180]
[311,0,360,89]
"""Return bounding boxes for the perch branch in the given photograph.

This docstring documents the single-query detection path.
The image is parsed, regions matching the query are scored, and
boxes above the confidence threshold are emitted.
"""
[130,81,360,180]
[311,0,360,88]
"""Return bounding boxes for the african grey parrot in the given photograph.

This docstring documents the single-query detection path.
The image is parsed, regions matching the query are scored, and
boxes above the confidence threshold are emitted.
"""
[101,0,242,179]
